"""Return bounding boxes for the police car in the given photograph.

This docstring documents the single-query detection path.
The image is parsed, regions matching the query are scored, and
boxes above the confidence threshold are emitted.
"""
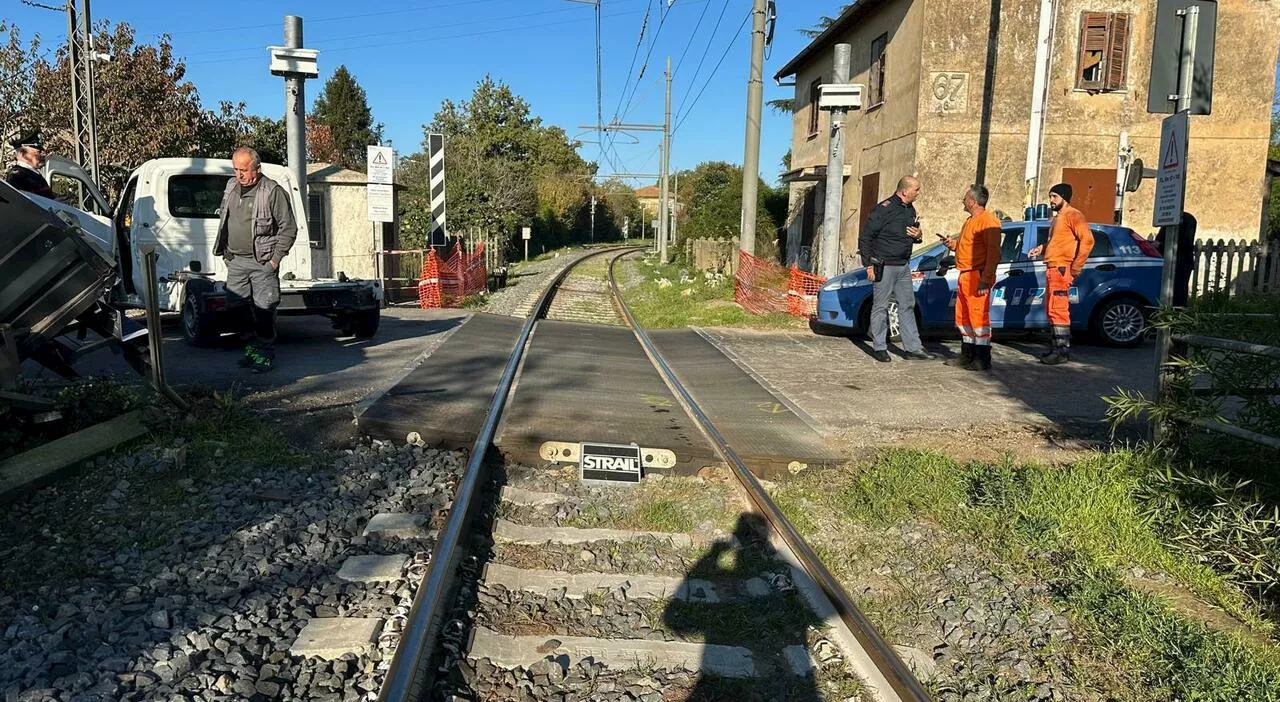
[814,220,1163,347]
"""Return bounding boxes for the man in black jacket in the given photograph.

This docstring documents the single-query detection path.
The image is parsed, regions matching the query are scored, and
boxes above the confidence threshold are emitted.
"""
[858,175,932,362]
[1154,212,1196,307]
[5,130,55,200]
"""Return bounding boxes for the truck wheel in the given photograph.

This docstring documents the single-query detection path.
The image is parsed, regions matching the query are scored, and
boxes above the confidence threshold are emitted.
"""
[181,292,218,347]
[349,308,380,339]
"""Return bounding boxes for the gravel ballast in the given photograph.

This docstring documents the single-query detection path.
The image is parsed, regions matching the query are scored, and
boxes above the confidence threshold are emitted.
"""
[0,436,465,701]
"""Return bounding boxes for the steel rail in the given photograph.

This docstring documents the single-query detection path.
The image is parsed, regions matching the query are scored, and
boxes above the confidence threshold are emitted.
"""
[605,250,929,702]
[377,246,638,702]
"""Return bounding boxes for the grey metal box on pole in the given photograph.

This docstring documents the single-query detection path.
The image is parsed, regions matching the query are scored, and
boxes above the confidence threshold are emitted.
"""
[1146,0,1216,115]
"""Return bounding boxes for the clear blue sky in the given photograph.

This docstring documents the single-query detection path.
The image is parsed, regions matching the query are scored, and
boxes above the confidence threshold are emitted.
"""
[7,0,845,185]
[8,1,1279,186]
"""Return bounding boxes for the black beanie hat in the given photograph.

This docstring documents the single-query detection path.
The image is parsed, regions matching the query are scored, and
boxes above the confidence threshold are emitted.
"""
[1049,183,1072,202]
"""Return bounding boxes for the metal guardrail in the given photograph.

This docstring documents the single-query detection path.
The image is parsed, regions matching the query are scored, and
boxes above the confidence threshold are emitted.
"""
[605,250,929,702]
[377,246,634,702]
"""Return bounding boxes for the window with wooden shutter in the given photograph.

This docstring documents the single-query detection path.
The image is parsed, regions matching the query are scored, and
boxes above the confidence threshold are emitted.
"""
[307,190,326,249]
[1104,13,1130,91]
[869,33,888,106]
[1076,11,1130,92]
[808,77,822,137]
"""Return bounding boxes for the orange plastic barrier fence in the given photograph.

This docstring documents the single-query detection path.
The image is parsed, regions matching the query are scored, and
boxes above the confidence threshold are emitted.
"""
[418,243,488,309]
[733,249,827,318]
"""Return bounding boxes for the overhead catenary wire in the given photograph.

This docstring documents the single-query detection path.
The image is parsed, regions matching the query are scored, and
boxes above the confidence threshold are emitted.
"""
[673,8,750,135]
[185,7,651,65]
[672,0,735,126]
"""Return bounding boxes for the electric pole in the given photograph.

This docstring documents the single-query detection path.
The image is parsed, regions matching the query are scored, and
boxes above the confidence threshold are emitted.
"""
[739,0,768,256]
[820,44,851,279]
[590,192,597,243]
[659,57,672,264]
[282,17,308,207]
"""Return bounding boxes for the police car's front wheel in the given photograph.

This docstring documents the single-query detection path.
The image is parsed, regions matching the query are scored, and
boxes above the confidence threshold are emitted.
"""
[1092,296,1148,347]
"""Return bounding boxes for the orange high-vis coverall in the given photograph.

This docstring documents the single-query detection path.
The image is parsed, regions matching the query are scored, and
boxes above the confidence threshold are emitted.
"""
[1043,205,1095,331]
[946,210,1002,346]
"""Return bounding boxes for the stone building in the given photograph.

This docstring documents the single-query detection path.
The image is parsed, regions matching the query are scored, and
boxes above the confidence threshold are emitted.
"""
[775,0,1280,272]
[306,163,400,282]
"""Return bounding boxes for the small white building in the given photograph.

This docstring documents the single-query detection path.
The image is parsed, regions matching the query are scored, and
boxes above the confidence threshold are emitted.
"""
[305,163,400,282]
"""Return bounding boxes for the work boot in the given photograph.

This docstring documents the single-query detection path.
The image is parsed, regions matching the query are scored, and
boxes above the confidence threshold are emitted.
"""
[1040,350,1069,365]
[871,350,892,363]
[905,350,936,361]
[945,342,974,367]
[250,355,275,374]
[964,345,992,371]
[237,344,259,368]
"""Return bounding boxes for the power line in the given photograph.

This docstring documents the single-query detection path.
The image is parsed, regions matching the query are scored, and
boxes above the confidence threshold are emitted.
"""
[161,0,520,36]
[185,8,649,65]
[672,0,732,115]
[674,8,750,134]
[671,0,714,78]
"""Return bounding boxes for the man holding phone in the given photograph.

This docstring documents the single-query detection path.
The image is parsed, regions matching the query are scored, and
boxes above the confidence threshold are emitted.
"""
[857,175,932,362]
[937,184,1002,371]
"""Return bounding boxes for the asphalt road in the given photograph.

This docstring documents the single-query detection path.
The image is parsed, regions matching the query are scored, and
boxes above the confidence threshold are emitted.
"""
[23,307,470,448]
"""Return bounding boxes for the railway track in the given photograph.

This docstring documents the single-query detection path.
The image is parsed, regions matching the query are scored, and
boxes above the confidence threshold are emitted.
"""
[374,247,928,701]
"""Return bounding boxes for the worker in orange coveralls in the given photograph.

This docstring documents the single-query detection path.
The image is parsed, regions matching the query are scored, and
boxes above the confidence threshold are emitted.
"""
[1028,183,1094,365]
[937,184,1002,371]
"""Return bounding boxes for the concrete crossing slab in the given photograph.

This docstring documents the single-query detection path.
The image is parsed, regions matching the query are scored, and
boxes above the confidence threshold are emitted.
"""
[492,519,698,548]
[496,321,717,474]
[358,313,525,449]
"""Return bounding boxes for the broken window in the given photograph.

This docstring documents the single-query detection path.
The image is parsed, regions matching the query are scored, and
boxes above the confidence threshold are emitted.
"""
[1076,11,1130,92]
[869,34,887,106]
[808,77,822,137]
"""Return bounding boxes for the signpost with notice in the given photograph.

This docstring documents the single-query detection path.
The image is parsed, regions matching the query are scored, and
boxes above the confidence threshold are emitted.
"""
[366,145,395,223]
[522,226,531,262]
[1153,111,1188,228]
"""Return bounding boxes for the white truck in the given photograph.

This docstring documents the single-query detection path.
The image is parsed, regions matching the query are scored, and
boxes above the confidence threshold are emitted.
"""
[41,156,382,346]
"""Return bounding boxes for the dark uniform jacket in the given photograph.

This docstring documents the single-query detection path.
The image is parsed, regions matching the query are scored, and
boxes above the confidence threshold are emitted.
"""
[5,163,55,200]
[858,194,917,268]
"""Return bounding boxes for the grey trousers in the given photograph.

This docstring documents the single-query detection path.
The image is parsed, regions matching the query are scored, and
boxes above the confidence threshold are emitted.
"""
[869,264,923,353]
[225,255,281,358]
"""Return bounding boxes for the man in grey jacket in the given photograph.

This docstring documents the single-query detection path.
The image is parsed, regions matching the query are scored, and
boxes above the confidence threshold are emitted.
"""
[212,147,297,373]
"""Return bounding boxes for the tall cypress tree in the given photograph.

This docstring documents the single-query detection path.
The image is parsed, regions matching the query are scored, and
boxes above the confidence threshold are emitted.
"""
[310,65,383,170]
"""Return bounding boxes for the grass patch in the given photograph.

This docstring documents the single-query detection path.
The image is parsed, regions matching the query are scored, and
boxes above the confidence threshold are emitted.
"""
[566,478,740,534]
[619,255,802,330]
[771,448,1280,700]
[0,376,142,461]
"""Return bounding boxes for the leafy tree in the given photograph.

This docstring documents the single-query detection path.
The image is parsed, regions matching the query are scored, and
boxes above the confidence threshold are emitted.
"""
[597,178,643,239]
[800,4,855,38]
[0,21,40,139]
[31,22,209,194]
[305,116,341,164]
[198,101,286,164]
[311,65,383,170]
[403,76,594,254]
[674,161,780,259]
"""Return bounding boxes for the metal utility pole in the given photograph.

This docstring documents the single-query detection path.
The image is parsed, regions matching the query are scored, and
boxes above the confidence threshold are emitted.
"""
[66,0,99,194]
[659,57,673,264]
[1153,6,1198,442]
[283,17,308,206]
[739,0,768,256]
[590,192,597,243]
[819,44,852,279]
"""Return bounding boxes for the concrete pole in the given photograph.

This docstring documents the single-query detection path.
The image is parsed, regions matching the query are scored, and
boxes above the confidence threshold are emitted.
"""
[590,192,596,243]
[284,16,307,206]
[819,44,851,279]
[1023,0,1055,208]
[659,57,672,264]
[1154,8,1198,443]
[739,0,768,256]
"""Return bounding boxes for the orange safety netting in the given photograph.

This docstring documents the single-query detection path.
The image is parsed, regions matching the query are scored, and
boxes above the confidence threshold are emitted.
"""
[418,243,488,309]
[733,249,827,318]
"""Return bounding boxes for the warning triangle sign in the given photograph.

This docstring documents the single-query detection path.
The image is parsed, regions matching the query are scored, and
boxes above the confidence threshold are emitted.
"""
[371,151,388,166]
[1161,132,1180,170]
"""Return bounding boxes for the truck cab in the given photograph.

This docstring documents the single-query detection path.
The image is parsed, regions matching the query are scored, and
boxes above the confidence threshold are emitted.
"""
[42,156,382,345]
